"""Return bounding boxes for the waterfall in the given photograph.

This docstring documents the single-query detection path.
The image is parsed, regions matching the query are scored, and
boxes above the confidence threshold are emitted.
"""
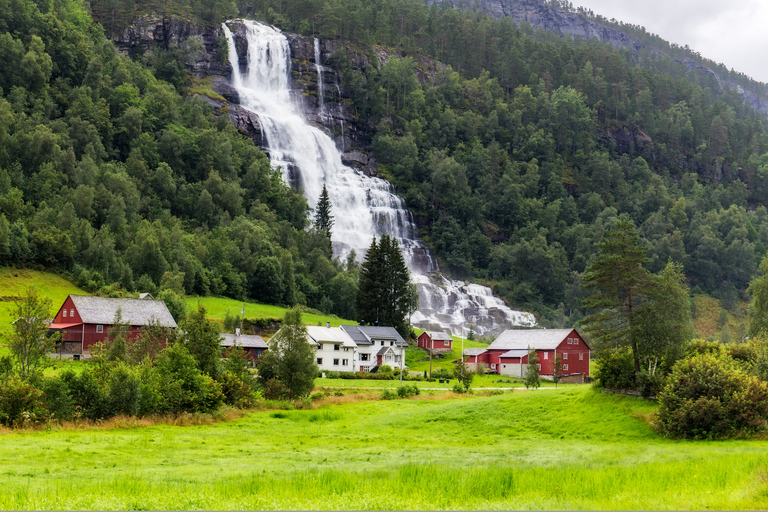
[223,20,536,336]
[314,38,324,115]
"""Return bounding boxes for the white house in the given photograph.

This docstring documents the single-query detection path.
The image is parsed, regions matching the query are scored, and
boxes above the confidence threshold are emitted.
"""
[306,325,358,373]
[340,325,408,372]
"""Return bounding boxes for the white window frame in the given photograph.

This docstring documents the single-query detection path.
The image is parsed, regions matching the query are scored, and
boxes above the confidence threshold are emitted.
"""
[96,325,103,333]
[574,339,579,345]
[342,359,348,366]
[63,310,67,318]
[563,353,568,360]
[491,363,496,369]
[567,338,572,344]
[579,353,584,360]
[70,309,75,317]
[543,352,548,360]
[445,340,450,347]
[563,364,569,371]
[537,364,541,370]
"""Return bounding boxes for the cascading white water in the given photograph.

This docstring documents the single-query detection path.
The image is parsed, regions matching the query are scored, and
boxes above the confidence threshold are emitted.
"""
[223,20,536,336]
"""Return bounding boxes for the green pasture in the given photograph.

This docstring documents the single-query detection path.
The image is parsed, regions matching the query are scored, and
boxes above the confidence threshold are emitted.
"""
[0,268,87,333]
[1,387,766,510]
[318,373,564,389]
[185,296,355,331]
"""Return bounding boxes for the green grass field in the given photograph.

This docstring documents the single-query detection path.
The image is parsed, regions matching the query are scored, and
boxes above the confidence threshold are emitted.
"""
[1,387,766,510]
[0,268,88,333]
[185,296,356,331]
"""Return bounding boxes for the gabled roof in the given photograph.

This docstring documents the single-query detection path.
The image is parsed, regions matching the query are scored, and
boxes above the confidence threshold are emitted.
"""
[423,331,453,341]
[377,346,396,356]
[340,325,407,347]
[499,349,529,359]
[67,295,177,328]
[488,329,578,351]
[463,348,487,356]
[220,333,267,349]
[306,326,357,348]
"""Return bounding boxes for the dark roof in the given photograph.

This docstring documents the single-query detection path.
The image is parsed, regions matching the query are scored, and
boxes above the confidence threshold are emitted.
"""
[488,329,580,351]
[68,295,177,328]
[220,333,267,349]
[340,325,407,346]
[339,325,372,345]
[423,331,453,341]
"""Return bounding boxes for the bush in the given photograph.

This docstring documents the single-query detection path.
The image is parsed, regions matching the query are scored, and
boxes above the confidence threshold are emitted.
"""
[220,371,259,408]
[0,377,46,427]
[378,365,393,376]
[42,376,74,421]
[593,347,635,389]
[634,370,665,399]
[262,377,290,401]
[380,389,396,400]
[431,368,455,380]
[657,354,768,439]
[106,363,142,417]
[396,384,420,398]
[452,383,466,394]
[61,369,108,420]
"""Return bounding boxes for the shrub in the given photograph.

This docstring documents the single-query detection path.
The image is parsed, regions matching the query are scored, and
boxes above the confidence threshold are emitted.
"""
[380,389,396,400]
[220,371,259,408]
[310,392,325,401]
[657,354,768,439]
[431,368,455,380]
[262,377,290,401]
[0,377,46,427]
[593,347,635,389]
[61,369,108,420]
[42,376,74,421]
[396,384,420,398]
[106,363,142,417]
[452,383,466,394]
[378,365,393,376]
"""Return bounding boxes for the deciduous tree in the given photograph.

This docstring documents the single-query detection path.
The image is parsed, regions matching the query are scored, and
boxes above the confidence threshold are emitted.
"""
[4,287,59,380]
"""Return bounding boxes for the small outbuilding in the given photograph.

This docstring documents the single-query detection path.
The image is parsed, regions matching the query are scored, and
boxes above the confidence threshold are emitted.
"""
[417,331,453,353]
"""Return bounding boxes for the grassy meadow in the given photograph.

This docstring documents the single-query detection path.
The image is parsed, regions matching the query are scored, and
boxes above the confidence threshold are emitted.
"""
[1,387,767,510]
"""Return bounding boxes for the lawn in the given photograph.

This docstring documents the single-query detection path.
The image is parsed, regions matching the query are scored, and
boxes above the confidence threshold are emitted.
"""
[1,387,766,510]
[0,268,88,332]
[185,296,355,330]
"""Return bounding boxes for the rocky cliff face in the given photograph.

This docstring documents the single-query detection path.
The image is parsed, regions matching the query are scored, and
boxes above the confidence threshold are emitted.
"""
[428,0,768,116]
[110,18,374,170]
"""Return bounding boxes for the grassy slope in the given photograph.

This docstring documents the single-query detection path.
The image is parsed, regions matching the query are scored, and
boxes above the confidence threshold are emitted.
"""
[0,268,88,333]
[692,294,749,341]
[1,387,766,509]
[185,296,356,331]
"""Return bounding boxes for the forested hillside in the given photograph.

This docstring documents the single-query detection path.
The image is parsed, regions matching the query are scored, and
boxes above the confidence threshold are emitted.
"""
[2,0,768,329]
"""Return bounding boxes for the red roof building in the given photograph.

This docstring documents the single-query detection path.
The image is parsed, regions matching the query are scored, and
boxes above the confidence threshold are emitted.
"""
[417,331,453,353]
[463,329,590,381]
[49,295,177,354]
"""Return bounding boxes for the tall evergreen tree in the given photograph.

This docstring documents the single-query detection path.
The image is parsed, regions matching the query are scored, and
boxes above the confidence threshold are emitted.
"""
[314,184,334,239]
[356,234,412,335]
[748,252,768,337]
[582,215,652,374]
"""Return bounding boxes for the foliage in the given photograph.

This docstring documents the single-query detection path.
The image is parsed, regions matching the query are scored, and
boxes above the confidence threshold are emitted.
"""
[356,235,413,335]
[593,347,636,390]
[524,348,540,389]
[313,184,334,240]
[552,353,563,387]
[748,252,768,337]
[256,307,317,399]
[396,384,420,397]
[657,353,768,439]
[0,376,47,427]
[4,287,59,380]
[181,304,222,379]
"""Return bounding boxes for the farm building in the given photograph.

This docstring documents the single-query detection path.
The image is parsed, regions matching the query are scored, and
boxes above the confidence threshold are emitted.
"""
[463,329,590,381]
[417,331,453,352]
[48,295,177,354]
[220,332,268,360]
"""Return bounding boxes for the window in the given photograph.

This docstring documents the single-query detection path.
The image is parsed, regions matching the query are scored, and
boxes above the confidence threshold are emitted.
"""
[563,353,568,360]
[63,310,67,318]
[444,340,450,347]
[344,347,349,352]
[579,353,584,361]
[342,359,348,366]
[70,309,75,317]
[380,341,384,346]
[543,352,548,360]
[563,364,569,371]
[361,353,369,361]
[537,364,541,370]
[333,359,339,366]
[567,338,572,344]
[334,344,340,351]
[96,325,103,333]
[491,363,496,369]
[574,339,579,345]
[317,358,323,365]
[390,341,394,346]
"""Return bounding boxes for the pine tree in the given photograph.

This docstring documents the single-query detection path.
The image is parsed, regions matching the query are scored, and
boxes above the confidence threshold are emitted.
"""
[314,184,334,239]
[582,215,651,374]
[356,234,413,336]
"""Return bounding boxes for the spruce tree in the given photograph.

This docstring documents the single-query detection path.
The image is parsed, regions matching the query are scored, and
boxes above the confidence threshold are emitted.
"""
[582,214,651,375]
[314,184,334,239]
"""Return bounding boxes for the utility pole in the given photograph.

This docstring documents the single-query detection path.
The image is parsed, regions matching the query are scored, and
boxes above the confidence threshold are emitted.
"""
[429,334,433,381]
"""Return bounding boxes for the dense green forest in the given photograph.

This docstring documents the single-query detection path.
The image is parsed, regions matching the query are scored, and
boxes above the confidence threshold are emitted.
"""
[2,0,768,329]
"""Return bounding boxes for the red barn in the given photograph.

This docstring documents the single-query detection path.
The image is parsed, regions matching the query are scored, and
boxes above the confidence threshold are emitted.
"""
[463,329,590,381]
[48,295,178,355]
[417,331,453,352]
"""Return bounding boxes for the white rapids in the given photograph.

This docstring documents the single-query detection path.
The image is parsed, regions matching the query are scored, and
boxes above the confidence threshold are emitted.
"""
[223,20,536,336]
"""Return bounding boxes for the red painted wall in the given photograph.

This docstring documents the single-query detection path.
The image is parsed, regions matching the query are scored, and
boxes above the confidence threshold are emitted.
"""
[417,332,452,350]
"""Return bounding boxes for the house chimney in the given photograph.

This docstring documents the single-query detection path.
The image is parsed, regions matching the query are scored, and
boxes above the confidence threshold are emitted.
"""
[326,321,330,328]
[236,327,241,337]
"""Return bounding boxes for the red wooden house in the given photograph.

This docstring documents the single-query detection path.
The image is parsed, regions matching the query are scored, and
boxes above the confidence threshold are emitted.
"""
[463,329,590,380]
[417,331,453,352]
[220,332,268,360]
[48,295,178,355]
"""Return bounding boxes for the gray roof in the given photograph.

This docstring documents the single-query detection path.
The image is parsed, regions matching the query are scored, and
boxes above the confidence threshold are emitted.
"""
[463,348,487,356]
[220,333,267,349]
[340,325,407,346]
[488,329,577,351]
[306,326,357,347]
[424,331,453,341]
[339,325,372,345]
[69,295,177,328]
[499,349,529,359]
